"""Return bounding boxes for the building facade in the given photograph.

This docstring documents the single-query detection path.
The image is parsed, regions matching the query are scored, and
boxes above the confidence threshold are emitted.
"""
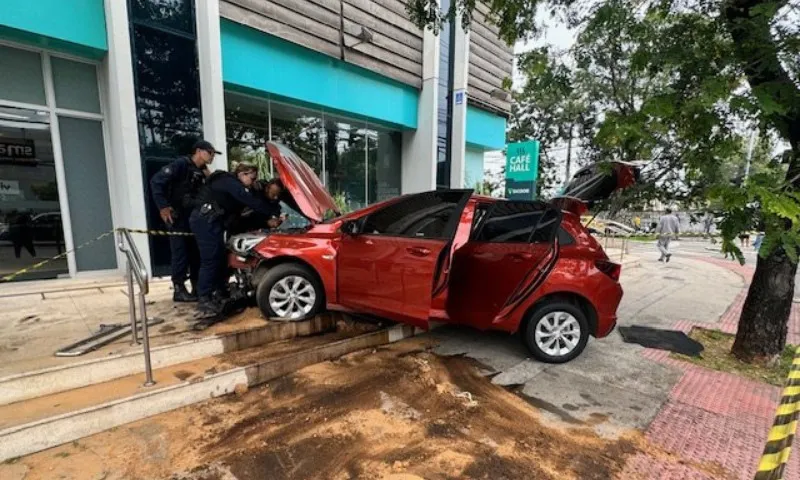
[0,0,512,281]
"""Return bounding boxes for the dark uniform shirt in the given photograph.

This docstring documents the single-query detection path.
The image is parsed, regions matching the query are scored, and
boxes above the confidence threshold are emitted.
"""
[196,172,278,229]
[150,157,207,216]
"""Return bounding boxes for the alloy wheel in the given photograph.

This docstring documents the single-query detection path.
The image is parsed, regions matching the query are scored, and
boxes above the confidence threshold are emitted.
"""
[533,311,581,357]
[268,275,316,319]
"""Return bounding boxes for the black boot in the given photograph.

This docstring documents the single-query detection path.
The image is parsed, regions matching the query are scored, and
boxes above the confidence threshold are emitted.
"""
[173,283,198,302]
[194,295,220,319]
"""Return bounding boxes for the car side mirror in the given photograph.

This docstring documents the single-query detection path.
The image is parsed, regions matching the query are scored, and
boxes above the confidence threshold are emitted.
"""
[341,220,360,236]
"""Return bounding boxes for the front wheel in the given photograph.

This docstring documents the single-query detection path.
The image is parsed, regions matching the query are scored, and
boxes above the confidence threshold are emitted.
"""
[522,301,589,363]
[256,263,323,321]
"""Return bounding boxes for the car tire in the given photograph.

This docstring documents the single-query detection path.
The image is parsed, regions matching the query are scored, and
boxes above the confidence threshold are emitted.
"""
[256,263,324,321]
[522,301,589,363]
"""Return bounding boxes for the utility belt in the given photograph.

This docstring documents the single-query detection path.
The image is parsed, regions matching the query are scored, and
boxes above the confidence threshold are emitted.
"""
[199,202,226,223]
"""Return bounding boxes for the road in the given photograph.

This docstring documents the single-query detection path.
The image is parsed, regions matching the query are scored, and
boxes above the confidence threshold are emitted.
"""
[430,242,746,438]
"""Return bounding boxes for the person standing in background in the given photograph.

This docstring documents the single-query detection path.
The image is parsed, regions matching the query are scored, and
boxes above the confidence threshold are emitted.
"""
[656,208,680,262]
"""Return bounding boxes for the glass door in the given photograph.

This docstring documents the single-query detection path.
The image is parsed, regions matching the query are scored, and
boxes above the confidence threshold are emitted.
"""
[0,106,67,281]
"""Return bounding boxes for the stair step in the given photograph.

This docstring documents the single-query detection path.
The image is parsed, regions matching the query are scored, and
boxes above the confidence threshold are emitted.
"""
[0,323,420,462]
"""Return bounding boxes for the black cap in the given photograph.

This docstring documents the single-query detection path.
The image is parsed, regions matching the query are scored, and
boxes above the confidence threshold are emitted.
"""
[193,140,223,155]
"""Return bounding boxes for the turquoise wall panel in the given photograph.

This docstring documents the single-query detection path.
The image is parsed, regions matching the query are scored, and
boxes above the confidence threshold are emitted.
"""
[465,148,485,187]
[0,0,107,57]
[466,105,506,150]
[221,20,418,129]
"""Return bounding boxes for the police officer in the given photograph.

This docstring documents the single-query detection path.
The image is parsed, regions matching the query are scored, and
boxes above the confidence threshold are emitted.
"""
[229,178,285,235]
[190,163,282,318]
[150,140,219,302]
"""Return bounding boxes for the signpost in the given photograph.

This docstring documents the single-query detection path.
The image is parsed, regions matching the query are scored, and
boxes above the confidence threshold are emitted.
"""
[505,141,540,200]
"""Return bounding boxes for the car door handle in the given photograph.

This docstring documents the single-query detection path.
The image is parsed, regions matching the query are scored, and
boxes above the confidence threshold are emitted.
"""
[406,246,431,257]
[509,253,533,262]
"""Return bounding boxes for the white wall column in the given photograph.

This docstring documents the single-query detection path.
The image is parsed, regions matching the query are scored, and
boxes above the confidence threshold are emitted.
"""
[196,0,228,171]
[401,26,439,194]
[102,0,151,272]
[449,15,470,188]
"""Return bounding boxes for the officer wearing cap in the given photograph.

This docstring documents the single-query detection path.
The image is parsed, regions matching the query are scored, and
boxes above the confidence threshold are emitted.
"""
[150,140,220,302]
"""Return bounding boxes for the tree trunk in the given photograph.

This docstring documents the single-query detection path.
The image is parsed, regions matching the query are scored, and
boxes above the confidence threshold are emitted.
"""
[724,0,800,361]
[731,248,797,361]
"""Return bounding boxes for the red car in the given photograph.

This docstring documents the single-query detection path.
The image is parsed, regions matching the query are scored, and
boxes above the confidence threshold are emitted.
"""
[228,142,638,363]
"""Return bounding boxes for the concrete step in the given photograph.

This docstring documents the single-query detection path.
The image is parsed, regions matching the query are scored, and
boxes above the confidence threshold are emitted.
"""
[0,313,344,405]
[0,322,422,462]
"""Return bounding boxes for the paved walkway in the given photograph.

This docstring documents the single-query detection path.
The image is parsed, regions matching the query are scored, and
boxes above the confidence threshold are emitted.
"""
[622,256,800,479]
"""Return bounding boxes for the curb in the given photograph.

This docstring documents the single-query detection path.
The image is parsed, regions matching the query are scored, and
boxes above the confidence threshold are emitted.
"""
[755,348,800,480]
[0,315,339,405]
[0,324,420,462]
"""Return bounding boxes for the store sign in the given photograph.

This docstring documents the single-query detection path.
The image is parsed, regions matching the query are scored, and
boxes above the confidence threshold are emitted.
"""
[0,139,36,159]
[0,180,21,196]
[505,141,540,200]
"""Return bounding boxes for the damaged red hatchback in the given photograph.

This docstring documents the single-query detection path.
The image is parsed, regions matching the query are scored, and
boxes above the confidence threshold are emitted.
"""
[228,142,639,363]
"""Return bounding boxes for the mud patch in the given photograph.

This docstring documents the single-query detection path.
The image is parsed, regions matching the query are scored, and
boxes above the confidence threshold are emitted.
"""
[159,325,178,334]
[173,370,194,381]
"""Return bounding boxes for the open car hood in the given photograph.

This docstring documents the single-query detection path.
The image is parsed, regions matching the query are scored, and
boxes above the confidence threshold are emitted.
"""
[550,161,640,214]
[267,141,340,223]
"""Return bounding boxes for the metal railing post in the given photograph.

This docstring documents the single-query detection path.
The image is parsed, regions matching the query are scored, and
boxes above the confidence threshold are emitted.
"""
[117,229,155,387]
[138,288,155,386]
[125,259,139,345]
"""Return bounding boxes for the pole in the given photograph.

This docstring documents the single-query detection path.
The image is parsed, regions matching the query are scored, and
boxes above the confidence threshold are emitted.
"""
[745,129,757,182]
[138,289,155,387]
[126,259,139,345]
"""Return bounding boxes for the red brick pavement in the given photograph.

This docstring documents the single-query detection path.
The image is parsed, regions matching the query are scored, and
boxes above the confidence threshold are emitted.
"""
[622,257,800,479]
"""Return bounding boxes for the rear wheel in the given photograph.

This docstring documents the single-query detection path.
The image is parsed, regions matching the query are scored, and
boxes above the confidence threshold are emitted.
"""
[256,263,323,321]
[522,301,589,363]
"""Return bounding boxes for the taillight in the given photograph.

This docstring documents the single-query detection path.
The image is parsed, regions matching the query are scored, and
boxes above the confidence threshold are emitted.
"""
[596,259,621,281]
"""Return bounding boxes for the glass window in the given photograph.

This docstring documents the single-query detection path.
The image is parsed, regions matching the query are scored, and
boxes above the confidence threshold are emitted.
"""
[129,0,195,35]
[51,58,101,114]
[132,23,203,158]
[530,209,561,243]
[225,93,269,177]
[474,202,546,243]
[271,101,323,175]
[0,107,68,281]
[58,116,116,271]
[325,116,366,212]
[368,129,402,204]
[0,46,46,106]
[362,191,464,239]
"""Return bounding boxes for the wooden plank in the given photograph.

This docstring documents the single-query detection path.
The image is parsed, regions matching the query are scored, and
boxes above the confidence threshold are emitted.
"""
[307,0,342,15]
[473,2,501,35]
[343,31,421,76]
[371,0,417,21]
[221,2,340,58]
[342,3,423,50]
[471,27,513,64]
[470,38,513,75]
[468,48,510,81]
[469,34,514,68]
[344,0,423,39]
[343,18,422,64]
[469,61,504,89]
[468,86,511,113]
[468,72,507,98]
[225,0,341,44]
[344,49,422,87]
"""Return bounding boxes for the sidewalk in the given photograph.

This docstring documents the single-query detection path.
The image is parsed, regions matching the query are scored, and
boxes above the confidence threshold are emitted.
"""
[621,257,800,479]
[0,277,268,378]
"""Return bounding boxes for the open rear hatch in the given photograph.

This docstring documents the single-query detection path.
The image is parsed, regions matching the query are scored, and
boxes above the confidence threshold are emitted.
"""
[550,161,641,215]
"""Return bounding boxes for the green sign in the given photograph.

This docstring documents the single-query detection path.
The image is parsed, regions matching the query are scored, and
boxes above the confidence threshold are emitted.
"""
[505,141,540,199]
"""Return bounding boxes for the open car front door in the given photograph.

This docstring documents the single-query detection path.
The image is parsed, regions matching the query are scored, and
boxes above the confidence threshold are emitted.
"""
[336,190,473,330]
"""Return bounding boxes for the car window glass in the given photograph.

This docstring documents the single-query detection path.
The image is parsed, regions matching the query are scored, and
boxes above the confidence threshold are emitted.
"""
[362,191,465,239]
[471,203,491,234]
[530,209,560,243]
[557,226,575,245]
[474,202,544,243]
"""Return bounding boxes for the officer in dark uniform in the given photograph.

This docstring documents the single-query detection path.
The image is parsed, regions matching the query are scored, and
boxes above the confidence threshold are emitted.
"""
[190,163,283,318]
[150,140,219,302]
[228,178,285,235]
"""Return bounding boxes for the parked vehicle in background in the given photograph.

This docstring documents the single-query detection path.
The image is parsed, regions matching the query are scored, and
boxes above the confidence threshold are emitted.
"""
[227,143,639,363]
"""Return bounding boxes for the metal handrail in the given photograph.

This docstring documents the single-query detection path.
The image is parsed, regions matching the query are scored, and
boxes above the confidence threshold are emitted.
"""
[118,228,149,295]
[117,229,155,386]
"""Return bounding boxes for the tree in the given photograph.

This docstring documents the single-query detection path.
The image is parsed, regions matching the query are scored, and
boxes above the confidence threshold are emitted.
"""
[409,0,800,362]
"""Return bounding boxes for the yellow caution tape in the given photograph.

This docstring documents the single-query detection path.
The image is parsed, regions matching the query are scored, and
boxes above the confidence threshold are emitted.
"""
[0,227,194,282]
[755,346,800,480]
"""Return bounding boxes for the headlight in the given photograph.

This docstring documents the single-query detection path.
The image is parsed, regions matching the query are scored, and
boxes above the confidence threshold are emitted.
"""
[228,233,267,255]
